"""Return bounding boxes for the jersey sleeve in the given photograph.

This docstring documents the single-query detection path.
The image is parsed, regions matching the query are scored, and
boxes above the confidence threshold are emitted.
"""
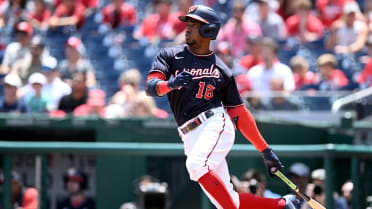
[221,76,243,107]
[150,48,172,80]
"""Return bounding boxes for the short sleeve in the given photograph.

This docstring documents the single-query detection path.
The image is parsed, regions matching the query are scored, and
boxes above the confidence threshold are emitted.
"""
[150,48,171,79]
[1,44,13,67]
[127,4,137,25]
[221,76,243,107]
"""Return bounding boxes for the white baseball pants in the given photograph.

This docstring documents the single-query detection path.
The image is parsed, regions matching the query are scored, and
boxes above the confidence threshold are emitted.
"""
[178,106,240,209]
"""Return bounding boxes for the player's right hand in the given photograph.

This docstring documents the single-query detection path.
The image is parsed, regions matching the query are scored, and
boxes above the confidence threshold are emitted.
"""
[168,71,194,89]
[261,147,284,177]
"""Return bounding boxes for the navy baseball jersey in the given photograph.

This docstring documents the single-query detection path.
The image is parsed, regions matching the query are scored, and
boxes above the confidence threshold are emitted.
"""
[150,44,243,126]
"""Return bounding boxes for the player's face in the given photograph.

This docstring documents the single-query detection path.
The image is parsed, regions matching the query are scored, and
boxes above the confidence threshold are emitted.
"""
[67,180,81,194]
[185,19,203,46]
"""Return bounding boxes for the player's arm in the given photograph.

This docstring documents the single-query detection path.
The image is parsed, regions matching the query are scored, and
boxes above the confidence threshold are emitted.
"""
[145,70,193,97]
[226,105,268,151]
[226,105,284,177]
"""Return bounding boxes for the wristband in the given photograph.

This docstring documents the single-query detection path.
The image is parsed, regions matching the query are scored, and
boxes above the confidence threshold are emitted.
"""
[146,79,161,97]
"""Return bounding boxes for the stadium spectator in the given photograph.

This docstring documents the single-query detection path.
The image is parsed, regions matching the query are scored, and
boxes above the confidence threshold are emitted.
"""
[101,0,137,29]
[73,89,105,117]
[57,168,95,209]
[289,56,317,90]
[277,0,296,20]
[11,35,49,84]
[218,0,262,58]
[239,36,262,72]
[130,91,169,118]
[24,72,49,113]
[314,53,349,90]
[59,36,96,88]
[316,0,355,28]
[214,41,252,95]
[358,40,372,88]
[106,69,142,118]
[41,56,71,111]
[0,0,27,28]
[326,2,368,55]
[288,162,310,209]
[49,0,86,30]
[119,175,169,209]
[0,21,33,75]
[364,0,372,31]
[110,68,141,107]
[215,41,234,70]
[263,77,300,111]
[28,0,51,31]
[0,73,26,113]
[168,0,193,45]
[238,169,281,198]
[170,0,193,34]
[134,0,176,43]
[58,71,88,113]
[305,169,326,208]
[55,0,98,11]
[251,0,287,40]
[247,37,295,92]
[0,170,38,209]
[335,181,353,209]
[285,0,324,43]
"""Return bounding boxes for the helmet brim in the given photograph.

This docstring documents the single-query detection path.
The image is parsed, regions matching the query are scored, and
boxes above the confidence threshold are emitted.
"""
[178,14,210,24]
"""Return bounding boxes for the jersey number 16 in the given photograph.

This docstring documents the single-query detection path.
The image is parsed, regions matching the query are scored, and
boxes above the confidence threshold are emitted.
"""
[196,82,215,100]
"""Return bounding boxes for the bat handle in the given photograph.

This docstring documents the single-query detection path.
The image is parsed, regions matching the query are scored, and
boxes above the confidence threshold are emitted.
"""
[274,170,297,190]
[274,171,311,202]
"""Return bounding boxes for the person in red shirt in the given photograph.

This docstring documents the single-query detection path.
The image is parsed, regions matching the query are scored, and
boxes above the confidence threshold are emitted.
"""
[0,171,38,209]
[316,53,349,90]
[74,89,106,117]
[55,0,98,10]
[239,36,262,72]
[134,0,176,43]
[316,0,355,28]
[285,0,324,43]
[49,0,86,30]
[101,0,137,29]
[28,0,51,31]
[169,0,193,34]
[289,56,317,90]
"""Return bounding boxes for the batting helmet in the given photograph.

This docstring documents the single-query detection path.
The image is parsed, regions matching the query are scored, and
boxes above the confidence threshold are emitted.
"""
[63,168,88,190]
[179,5,221,40]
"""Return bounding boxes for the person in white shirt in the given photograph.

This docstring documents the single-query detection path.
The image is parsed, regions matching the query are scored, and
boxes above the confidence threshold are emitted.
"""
[250,0,287,40]
[326,2,368,55]
[41,56,71,111]
[0,21,33,74]
[247,37,295,92]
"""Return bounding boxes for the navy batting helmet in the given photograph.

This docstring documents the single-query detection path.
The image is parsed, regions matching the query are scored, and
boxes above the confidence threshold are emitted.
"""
[63,168,88,190]
[179,5,221,40]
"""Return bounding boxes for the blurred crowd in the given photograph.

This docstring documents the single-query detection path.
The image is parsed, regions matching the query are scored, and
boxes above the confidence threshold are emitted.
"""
[232,163,357,209]
[1,164,368,209]
[0,0,372,117]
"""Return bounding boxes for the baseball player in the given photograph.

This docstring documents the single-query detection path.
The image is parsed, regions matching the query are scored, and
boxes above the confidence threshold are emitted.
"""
[145,5,297,209]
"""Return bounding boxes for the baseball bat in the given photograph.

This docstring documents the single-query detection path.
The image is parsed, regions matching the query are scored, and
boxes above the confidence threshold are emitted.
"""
[274,170,326,209]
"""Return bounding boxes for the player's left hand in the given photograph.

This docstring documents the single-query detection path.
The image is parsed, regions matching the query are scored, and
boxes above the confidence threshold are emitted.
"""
[261,147,284,177]
[168,71,194,89]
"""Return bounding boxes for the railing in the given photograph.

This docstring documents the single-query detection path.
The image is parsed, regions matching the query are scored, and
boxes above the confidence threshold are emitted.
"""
[332,87,372,113]
[1,142,372,209]
[241,90,355,112]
